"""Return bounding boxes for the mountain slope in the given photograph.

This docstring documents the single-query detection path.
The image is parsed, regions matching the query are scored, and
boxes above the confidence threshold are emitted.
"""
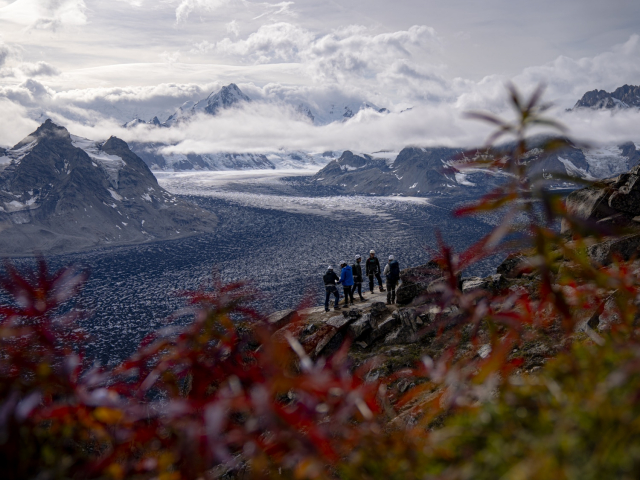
[0,120,217,256]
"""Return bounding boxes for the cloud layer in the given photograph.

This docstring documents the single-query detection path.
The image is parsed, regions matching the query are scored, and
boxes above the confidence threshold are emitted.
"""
[0,1,639,153]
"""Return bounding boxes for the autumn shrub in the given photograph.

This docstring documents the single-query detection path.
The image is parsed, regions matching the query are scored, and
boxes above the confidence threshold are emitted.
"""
[2,85,640,479]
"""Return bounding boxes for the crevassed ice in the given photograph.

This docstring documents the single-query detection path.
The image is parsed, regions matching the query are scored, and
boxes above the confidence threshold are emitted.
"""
[558,156,593,180]
[584,146,627,179]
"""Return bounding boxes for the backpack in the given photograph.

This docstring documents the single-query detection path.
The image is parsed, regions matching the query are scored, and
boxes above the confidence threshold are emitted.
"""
[389,261,400,282]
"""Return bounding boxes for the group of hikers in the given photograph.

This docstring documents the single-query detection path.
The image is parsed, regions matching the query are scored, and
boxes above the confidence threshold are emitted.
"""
[323,250,400,311]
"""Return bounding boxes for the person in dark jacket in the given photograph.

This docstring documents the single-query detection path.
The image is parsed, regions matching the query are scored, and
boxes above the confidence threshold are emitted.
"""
[351,254,366,302]
[339,261,355,307]
[323,266,340,312]
[365,250,385,293]
[383,255,401,305]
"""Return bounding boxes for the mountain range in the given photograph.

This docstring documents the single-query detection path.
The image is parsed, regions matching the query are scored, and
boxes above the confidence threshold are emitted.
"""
[573,84,640,110]
[125,83,388,129]
[311,140,640,197]
[122,83,382,171]
[0,120,217,256]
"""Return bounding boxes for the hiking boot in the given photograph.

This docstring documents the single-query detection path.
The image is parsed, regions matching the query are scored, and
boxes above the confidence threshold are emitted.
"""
[325,308,330,312]
[359,296,366,302]
[380,287,386,292]
[334,306,341,311]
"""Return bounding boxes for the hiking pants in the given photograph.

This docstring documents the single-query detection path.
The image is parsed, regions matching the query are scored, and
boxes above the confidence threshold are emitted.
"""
[325,286,339,310]
[369,274,383,292]
[343,285,354,304]
[387,280,398,304]
[352,282,363,298]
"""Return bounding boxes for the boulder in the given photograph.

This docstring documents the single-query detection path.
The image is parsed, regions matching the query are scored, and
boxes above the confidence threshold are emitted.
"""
[587,234,640,265]
[267,309,297,329]
[349,314,372,338]
[396,261,443,305]
[461,274,509,295]
[357,315,400,348]
[497,254,533,279]
[342,308,363,319]
[369,302,389,328]
[326,315,353,329]
[384,325,417,345]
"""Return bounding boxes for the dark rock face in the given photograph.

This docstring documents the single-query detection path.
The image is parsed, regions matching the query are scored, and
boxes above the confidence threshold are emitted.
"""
[0,120,217,256]
[561,164,640,235]
[620,142,640,166]
[574,85,640,110]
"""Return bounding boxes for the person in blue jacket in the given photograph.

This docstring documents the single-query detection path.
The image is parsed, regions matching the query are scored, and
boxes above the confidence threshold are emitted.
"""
[339,261,355,308]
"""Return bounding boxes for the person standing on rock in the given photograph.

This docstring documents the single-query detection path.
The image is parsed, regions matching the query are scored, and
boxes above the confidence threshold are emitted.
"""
[339,261,355,308]
[366,250,385,294]
[383,255,400,305]
[352,254,366,302]
[323,266,340,312]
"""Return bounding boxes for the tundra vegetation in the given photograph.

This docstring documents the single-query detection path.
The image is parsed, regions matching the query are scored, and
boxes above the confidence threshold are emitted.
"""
[3,86,640,479]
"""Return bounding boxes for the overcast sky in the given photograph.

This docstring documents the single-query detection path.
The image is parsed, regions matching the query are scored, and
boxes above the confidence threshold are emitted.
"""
[0,0,639,150]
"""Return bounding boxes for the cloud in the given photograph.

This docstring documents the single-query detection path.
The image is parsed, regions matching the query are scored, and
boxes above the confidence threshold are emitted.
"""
[454,35,640,112]
[19,61,60,77]
[0,0,87,30]
[210,22,445,101]
[175,0,232,23]
[0,42,10,67]
[159,50,182,63]
[0,98,38,146]
[215,22,314,63]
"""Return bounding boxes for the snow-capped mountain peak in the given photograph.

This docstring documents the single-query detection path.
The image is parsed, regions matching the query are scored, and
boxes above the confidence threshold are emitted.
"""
[198,83,251,116]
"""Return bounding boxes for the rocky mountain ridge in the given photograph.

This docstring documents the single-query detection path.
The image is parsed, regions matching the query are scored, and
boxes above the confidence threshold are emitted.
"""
[573,84,640,110]
[0,120,217,256]
[310,140,640,197]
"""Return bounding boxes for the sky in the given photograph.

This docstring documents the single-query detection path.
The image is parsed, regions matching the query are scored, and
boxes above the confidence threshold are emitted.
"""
[0,0,639,152]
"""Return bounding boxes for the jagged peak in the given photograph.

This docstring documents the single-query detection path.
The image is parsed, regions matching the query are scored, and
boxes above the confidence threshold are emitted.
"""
[12,119,71,150]
[102,136,129,151]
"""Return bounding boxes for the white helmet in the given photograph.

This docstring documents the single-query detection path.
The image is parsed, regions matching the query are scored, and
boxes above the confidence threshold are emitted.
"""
[370,250,375,254]
[355,254,361,260]
[340,260,346,266]
[389,255,395,261]
[327,265,333,270]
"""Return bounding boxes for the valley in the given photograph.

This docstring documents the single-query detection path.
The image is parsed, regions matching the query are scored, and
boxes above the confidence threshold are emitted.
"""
[3,171,500,365]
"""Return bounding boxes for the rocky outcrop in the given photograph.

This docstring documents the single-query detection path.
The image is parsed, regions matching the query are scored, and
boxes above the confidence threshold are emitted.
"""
[562,165,640,238]
[396,261,444,305]
[0,120,217,256]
